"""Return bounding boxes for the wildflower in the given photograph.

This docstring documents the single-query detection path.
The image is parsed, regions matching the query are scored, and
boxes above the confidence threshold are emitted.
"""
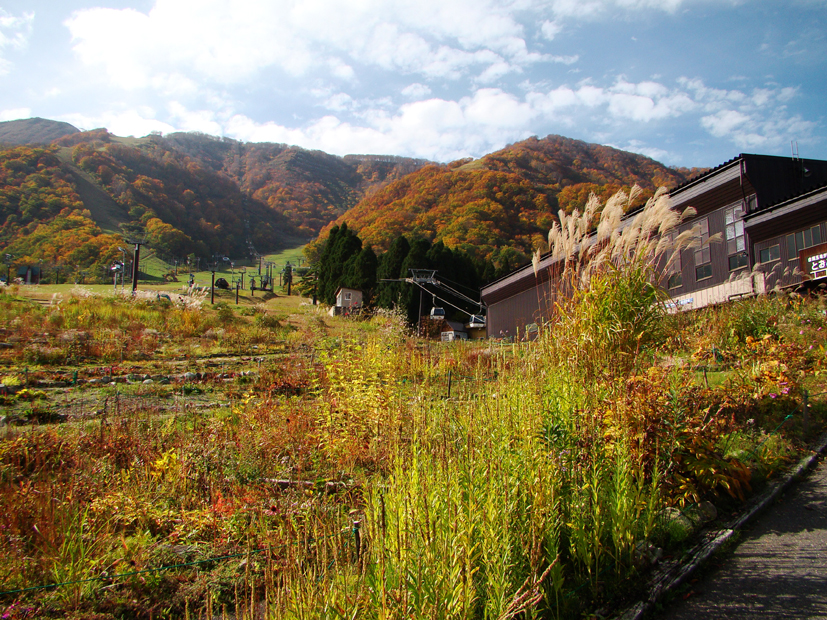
[769,393,777,398]
[782,387,790,394]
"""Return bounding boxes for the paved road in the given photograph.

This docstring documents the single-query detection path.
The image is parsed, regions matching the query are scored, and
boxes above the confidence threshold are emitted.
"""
[655,457,827,619]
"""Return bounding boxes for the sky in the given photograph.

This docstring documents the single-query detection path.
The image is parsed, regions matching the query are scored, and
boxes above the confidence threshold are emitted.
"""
[0,0,825,168]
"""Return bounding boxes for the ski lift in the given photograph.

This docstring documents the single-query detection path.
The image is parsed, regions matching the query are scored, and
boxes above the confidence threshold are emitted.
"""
[429,295,445,319]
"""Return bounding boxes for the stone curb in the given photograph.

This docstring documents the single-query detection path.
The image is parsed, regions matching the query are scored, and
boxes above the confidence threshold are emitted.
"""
[615,429,827,620]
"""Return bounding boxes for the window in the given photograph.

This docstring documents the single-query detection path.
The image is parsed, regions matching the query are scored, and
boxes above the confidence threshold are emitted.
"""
[786,225,823,259]
[694,218,712,281]
[696,263,713,280]
[665,231,682,288]
[668,271,683,289]
[759,244,781,264]
[344,291,352,301]
[725,202,747,271]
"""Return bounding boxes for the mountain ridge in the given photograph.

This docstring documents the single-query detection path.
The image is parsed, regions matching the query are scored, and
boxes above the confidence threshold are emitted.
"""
[0,117,702,279]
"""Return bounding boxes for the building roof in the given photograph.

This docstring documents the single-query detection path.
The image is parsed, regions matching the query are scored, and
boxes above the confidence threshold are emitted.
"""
[334,286,362,295]
[482,152,827,304]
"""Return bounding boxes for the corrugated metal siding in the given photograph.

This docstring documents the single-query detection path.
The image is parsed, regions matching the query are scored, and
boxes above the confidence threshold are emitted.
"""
[745,188,827,241]
[671,169,751,217]
[482,155,827,337]
[487,280,555,338]
[665,200,752,296]
[752,220,827,290]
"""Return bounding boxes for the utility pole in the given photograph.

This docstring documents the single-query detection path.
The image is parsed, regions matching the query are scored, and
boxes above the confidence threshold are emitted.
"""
[130,242,143,294]
[210,269,216,304]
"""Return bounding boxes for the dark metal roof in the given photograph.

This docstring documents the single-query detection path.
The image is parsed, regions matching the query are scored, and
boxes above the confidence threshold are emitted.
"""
[483,152,827,303]
[747,179,827,216]
[669,154,745,196]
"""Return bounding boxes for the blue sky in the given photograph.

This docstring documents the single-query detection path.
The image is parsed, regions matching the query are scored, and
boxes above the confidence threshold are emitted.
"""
[0,0,825,167]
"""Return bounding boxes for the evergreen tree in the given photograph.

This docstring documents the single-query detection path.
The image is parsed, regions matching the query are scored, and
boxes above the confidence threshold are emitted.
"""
[376,236,410,309]
[343,246,378,303]
[399,237,432,324]
[317,222,363,305]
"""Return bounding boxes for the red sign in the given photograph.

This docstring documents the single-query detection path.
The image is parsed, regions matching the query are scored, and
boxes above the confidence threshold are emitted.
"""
[800,242,827,280]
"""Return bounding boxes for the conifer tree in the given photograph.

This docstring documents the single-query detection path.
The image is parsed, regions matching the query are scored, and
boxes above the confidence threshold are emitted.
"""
[376,236,410,309]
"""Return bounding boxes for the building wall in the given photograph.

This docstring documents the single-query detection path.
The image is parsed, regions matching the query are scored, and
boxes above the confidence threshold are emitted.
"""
[752,219,827,291]
[336,288,363,308]
[665,195,753,298]
[487,279,555,339]
[481,156,827,338]
[667,272,766,313]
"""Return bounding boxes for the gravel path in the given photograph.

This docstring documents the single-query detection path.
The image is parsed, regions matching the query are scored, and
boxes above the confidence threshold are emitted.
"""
[655,457,827,619]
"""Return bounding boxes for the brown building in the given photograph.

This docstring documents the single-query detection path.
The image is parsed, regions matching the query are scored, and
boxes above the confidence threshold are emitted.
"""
[481,153,827,338]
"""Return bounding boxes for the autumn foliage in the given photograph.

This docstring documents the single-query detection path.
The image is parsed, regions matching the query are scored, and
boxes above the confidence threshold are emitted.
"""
[318,135,691,271]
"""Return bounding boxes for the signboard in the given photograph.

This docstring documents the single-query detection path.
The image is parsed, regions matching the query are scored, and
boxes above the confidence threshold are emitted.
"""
[800,242,827,280]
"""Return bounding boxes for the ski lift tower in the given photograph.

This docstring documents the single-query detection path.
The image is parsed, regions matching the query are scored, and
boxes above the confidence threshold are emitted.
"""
[381,268,487,338]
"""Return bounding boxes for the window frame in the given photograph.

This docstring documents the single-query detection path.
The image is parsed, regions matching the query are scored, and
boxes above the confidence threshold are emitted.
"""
[786,225,824,260]
[759,244,781,265]
[664,230,683,289]
[724,202,747,272]
[693,217,713,281]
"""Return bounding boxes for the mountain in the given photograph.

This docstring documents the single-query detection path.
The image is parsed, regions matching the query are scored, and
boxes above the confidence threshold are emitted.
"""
[0,132,302,280]
[0,118,700,281]
[0,117,79,145]
[318,135,694,267]
[157,132,429,237]
[0,123,430,280]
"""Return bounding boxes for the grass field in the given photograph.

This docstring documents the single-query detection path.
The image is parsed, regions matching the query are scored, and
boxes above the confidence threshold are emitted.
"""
[2,195,827,619]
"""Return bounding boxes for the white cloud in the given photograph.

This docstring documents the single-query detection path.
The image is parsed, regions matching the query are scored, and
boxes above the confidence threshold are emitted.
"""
[223,90,537,161]
[701,109,750,137]
[462,88,535,127]
[550,54,579,65]
[323,93,355,112]
[611,139,671,161]
[541,20,562,40]
[547,0,739,19]
[59,109,177,137]
[0,9,34,75]
[167,102,224,135]
[683,78,817,150]
[62,0,573,91]
[476,61,517,84]
[401,83,432,99]
[0,107,32,122]
[527,78,695,122]
[0,10,33,51]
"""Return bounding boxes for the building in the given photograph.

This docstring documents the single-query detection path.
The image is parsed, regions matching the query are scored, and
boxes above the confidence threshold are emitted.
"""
[16,265,42,284]
[328,287,364,316]
[481,153,827,338]
[440,320,468,342]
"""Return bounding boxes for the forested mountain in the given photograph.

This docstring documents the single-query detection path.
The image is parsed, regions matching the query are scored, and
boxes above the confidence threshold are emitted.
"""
[0,118,702,284]
[155,132,429,237]
[0,132,301,281]
[0,121,428,281]
[319,135,697,269]
[0,117,79,145]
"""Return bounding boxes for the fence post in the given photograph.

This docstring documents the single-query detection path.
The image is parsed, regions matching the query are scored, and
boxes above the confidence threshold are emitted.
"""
[803,389,809,438]
[447,370,452,399]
